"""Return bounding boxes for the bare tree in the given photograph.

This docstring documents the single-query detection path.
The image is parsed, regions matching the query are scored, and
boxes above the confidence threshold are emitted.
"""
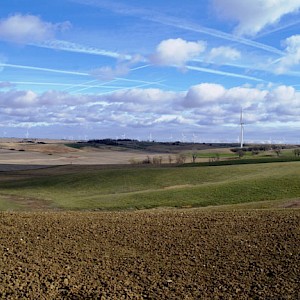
[274,147,281,157]
[142,156,151,164]
[209,153,220,162]
[293,149,300,157]
[191,152,197,163]
[176,153,187,164]
[158,156,163,165]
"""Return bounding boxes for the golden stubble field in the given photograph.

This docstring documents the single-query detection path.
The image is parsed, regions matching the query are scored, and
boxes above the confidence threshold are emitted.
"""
[0,209,299,299]
[0,139,173,166]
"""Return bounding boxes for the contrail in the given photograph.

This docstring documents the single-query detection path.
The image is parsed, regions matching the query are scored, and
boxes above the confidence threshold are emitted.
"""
[67,64,153,93]
[32,40,132,59]
[255,19,300,39]
[186,65,264,82]
[0,63,89,76]
[149,15,284,56]
[73,0,284,56]
[11,81,82,87]
[72,78,164,94]
[62,79,100,91]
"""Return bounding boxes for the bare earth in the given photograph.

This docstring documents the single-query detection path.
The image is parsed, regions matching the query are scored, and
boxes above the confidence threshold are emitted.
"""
[0,209,299,299]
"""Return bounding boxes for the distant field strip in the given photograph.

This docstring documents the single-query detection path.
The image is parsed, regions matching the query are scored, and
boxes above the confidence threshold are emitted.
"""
[0,161,299,210]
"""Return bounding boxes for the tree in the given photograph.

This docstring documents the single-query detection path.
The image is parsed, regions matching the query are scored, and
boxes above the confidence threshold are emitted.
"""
[176,153,187,164]
[208,153,220,162]
[237,149,245,158]
[293,149,300,157]
[274,147,281,157]
[158,156,163,165]
[191,152,197,163]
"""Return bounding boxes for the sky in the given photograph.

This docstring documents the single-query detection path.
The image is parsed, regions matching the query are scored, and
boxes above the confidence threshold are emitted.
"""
[1,0,300,143]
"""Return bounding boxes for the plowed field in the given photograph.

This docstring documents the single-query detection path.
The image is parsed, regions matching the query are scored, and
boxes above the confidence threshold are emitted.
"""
[0,209,299,299]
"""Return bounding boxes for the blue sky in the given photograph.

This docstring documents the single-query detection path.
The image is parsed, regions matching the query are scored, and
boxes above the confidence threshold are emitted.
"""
[1,0,300,143]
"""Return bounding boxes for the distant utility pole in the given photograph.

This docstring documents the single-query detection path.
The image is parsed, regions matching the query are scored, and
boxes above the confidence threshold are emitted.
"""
[240,108,244,148]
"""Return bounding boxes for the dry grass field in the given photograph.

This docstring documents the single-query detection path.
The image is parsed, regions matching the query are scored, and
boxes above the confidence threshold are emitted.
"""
[0,139,171,166]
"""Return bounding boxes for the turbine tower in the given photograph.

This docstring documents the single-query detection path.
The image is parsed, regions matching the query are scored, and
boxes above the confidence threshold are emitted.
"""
[240,108,244,148]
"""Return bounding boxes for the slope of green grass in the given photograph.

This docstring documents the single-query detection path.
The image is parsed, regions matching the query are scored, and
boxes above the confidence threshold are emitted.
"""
[190,156,300,166]
[0,161,299,210]
[0,196,21,210]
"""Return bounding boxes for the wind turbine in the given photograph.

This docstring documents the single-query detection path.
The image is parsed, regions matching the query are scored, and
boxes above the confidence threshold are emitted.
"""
[240,108,244,148]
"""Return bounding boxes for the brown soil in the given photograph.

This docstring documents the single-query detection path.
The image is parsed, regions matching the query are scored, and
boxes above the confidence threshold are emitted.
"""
[0,209,299,299]
[280,199,300,208]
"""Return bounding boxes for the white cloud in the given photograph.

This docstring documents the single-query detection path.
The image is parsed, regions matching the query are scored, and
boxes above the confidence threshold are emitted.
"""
[276,35,300,73]
[225,87,268,106]
[153,115,193,125]
[266,85,300,112]
[0,90,38,107]
[39,90,92,106]
[0,89,93,108]
[106,88,181,105]
[0,14,71,43]
[213,0,300,36]
[151,38,206,67]
[182,83,300,124]
[185,83,226,107]
[206,46,241,63]
[91,64,130,81]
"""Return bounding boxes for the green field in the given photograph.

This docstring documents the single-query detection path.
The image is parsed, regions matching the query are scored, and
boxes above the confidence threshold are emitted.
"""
[0,159,299,211]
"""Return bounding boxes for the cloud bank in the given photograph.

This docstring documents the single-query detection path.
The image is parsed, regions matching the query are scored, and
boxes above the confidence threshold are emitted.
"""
[1,83,299,131]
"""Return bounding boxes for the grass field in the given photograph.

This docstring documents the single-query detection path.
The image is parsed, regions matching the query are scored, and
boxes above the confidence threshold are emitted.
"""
[0,160,299,211]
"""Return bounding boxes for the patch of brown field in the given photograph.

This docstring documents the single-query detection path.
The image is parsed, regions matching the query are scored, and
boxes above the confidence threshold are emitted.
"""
[0,146,174,165]
[0,193,57,211]
[0,210,299,299]
[280,199,300,208]
[0,142,78,154]
[198,148,233,154]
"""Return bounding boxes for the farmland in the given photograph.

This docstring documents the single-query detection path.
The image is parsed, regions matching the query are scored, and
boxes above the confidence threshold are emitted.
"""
[0,139,299,298]
[0,210,299,299]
